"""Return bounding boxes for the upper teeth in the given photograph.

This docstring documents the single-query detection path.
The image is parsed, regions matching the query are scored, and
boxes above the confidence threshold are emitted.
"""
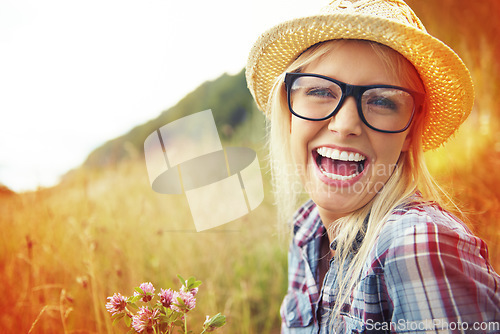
[316,147,366,162]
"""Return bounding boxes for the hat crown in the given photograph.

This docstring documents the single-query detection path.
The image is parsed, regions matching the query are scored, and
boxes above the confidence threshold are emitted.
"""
[321,0,426,32]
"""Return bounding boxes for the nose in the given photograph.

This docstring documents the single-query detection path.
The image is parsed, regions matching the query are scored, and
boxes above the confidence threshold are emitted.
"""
[327,96,363,137]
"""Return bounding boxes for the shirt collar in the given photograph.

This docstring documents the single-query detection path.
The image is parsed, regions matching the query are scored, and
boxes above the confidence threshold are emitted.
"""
[293,200,371,252]
[294,192,423,253]
[330,228,365,253]
[330,213,368,253]
[293,200,325,248]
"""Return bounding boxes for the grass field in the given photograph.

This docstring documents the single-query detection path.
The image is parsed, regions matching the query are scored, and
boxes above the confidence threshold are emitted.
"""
[2,128,500,333]
[0,158,289,333]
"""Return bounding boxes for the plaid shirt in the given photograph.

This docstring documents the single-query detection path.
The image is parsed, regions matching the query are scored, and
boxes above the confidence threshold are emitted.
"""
[281,199,500,333]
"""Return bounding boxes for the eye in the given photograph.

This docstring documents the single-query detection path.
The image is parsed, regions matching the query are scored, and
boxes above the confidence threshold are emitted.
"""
[306,87,337,99]
[367,96,397,110]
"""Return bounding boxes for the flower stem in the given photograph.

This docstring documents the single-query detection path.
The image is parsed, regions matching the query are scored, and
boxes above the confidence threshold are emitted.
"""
[184,315,188,334]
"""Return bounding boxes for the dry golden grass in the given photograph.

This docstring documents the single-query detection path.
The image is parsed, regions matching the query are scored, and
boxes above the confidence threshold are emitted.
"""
[2,131,499,333]
[2,130,500,333]
[426,126,500,271]
[0,160,288,333]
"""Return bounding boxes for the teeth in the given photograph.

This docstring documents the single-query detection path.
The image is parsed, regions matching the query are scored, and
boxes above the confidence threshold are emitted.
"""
[319,165,360,181]
[316,147,366,162]
[316,147,366,181]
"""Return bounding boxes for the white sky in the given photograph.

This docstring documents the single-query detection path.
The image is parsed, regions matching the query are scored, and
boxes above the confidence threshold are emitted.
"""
[0,0,326,192]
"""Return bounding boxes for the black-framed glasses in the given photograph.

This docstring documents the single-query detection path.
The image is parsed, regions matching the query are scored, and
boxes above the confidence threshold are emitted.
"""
[284,72,425,133]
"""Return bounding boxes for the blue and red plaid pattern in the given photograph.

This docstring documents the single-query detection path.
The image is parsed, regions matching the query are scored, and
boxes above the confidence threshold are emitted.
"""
[281,199,500,333]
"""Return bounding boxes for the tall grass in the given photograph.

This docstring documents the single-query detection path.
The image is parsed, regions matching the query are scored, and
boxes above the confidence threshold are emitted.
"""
[0,159,288,333]
[2,132,500,333]
[3,131,499,333]
[426,124,500,270]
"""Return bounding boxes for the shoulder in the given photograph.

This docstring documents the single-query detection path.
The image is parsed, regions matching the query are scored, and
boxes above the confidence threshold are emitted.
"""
[375,202,479,259]
[373,202,496,274]
[371,202,500,323]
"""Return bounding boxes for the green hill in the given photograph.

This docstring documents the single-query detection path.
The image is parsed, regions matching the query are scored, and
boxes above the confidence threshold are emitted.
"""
[82,69,265,168]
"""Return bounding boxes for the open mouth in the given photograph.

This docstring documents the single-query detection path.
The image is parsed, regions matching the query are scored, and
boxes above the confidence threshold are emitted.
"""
[314,147,367,181]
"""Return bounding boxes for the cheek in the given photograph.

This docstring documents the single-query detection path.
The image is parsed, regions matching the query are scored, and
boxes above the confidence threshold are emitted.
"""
[372,133,408,172]
[290,119,315,164]
[289,119,319,185]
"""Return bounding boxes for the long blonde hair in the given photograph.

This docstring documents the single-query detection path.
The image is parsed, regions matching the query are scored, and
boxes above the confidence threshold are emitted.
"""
[267,39,457,324]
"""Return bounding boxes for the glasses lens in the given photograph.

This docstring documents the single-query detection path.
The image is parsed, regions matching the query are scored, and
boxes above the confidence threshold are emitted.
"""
[289,76,342,120]
[361,88,415,132]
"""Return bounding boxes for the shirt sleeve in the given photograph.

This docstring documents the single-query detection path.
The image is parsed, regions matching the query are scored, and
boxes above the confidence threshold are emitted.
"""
[383,220,500,332]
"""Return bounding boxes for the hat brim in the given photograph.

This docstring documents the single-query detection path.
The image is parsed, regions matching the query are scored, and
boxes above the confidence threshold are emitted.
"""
[246,14,474,150]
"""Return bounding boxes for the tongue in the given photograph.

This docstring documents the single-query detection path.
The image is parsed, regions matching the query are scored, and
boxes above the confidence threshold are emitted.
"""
[320,156,359,176]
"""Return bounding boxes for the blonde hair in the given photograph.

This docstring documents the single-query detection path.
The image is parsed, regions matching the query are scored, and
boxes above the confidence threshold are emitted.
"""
[267,40,457,324]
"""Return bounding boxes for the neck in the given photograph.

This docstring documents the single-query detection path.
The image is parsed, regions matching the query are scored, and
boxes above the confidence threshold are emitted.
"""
[317,207,342,252]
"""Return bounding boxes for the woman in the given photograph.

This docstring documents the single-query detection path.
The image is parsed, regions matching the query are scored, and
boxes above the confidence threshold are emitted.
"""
[246,0,500,332]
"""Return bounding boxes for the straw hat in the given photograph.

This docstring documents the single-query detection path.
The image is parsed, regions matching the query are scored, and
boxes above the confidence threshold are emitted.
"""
[246,0,474,151]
